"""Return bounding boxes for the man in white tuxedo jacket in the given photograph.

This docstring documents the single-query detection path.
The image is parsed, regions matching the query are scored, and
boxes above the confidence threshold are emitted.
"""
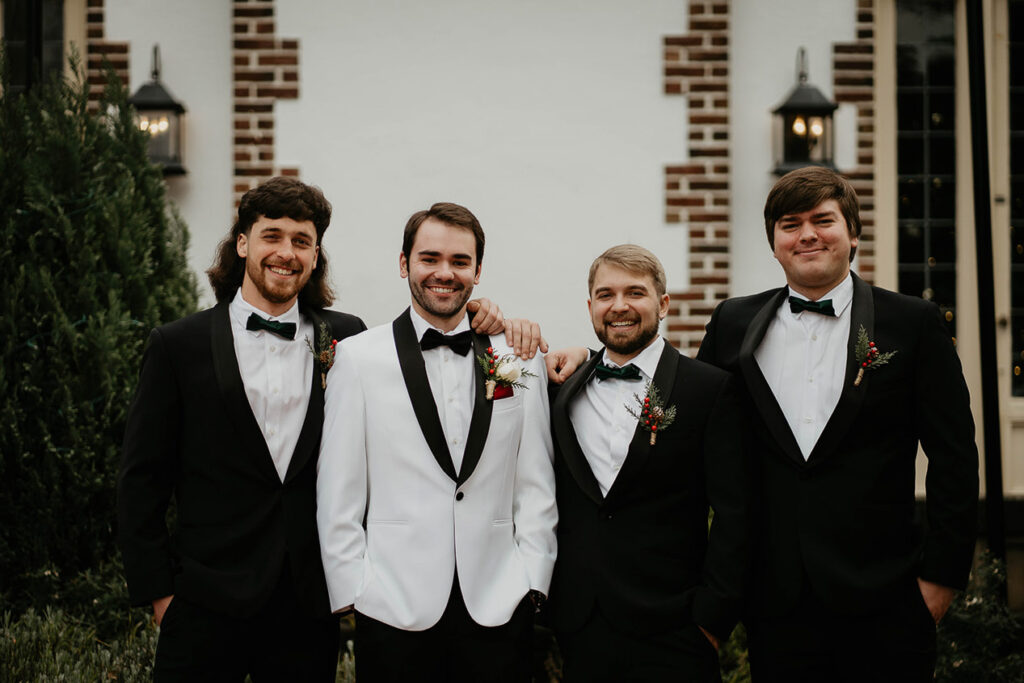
[317,202,557,682]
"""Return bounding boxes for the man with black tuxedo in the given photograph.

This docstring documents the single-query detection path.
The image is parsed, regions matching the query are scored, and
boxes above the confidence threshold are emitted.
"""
[696,167,979,681]
[316,202,557,682]
[117,179,509,680]
[548,245,748,682]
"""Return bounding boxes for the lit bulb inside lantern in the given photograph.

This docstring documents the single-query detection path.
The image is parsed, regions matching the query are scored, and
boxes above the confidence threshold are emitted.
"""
[792,116,807,136]
[809,117,824,137]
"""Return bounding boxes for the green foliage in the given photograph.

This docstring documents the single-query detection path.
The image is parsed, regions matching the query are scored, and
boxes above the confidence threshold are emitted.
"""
[936,552,1024,682]
[0,607,158,681]
[0,54,198,610]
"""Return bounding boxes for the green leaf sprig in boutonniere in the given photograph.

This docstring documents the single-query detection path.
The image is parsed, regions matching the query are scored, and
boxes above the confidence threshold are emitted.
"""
[476,345,537,400]
[306,321,338,389]
[853,324,897,387]
[625,381,677,445]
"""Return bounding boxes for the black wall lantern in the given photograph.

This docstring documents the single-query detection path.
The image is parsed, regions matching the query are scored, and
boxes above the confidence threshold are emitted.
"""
[128,45,186,175]
[772,47,837,175]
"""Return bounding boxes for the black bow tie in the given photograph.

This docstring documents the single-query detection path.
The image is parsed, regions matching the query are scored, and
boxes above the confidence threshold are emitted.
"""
[420,328,473,356]
[594,363,642,382]
[246,312,297,340]
[788,296,836,317]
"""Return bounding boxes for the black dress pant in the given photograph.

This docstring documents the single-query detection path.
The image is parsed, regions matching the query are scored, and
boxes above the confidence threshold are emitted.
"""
[557,606,722,683]
[747,579,937,683]
[354,576,534,683]
[152,568,340,682]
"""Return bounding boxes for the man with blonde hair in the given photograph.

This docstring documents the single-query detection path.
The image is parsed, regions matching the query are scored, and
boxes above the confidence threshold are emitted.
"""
[546,244,749,682]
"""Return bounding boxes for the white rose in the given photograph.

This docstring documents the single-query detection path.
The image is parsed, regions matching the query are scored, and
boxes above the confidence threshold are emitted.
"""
[495,361,521,383]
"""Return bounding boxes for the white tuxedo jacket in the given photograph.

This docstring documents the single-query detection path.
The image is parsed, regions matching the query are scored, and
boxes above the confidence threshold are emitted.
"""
[316,309,557,630]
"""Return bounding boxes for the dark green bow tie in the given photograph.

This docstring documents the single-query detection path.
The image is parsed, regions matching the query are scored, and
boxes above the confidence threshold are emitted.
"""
[788,296,836,317]
[246,312,297,340]
[594,363,642,382]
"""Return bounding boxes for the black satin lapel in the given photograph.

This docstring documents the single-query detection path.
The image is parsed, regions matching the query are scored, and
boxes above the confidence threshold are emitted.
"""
[808,273,874,463]
[738,288,805,466]
[285,307,326,482]
[552,352,605,504]
[457,332,494,485]
[606,341,679,500]
[210,301,280,482]
[393,309,458,481]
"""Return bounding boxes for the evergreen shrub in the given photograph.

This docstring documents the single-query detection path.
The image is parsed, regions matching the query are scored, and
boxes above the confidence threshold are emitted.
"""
[0,54,198,613]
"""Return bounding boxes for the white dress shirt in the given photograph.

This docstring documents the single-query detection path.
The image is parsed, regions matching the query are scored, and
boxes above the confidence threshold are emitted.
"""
[229,289,314,481]
[754,274,853,459]
[409,309,475,474]
[569,337,666,496]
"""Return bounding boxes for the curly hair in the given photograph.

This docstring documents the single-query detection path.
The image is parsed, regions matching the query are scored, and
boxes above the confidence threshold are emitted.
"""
[207,177,336,308]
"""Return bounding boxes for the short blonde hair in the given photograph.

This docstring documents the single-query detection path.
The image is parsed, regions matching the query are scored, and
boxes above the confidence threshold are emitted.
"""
[588,244,667,296]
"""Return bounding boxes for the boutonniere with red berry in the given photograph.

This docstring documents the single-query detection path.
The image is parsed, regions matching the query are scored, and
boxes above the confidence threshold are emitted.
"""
[306,321,338,389]
[625,381,677,445]
[476,346,537,400]
[853,325,897,387]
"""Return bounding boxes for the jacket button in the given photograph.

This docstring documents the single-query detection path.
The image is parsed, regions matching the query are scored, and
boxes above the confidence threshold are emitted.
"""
[604,513,612,520]
[456,492,465,501]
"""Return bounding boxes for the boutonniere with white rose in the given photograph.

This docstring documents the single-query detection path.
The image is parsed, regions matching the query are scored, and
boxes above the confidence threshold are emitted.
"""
[476,346,537,400]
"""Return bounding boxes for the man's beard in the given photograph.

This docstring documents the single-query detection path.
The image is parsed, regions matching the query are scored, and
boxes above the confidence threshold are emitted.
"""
[595,315,660,356]
[245,256,310,305]
[409,279,473,320]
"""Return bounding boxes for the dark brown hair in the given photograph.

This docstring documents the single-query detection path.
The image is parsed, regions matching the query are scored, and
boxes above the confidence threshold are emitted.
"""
[207,177,336,308]
[764,166,861,260]
[402,202,485,265]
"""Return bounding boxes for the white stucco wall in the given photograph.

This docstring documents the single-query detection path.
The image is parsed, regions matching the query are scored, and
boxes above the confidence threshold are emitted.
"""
[107,0,235,305]
[274,0,688,346]
[729,0,857,297]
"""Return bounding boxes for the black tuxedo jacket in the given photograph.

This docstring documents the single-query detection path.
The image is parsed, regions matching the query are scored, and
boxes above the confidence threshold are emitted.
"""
[548,341,749,641]
[697,273,979,619]
[117,300,366,618]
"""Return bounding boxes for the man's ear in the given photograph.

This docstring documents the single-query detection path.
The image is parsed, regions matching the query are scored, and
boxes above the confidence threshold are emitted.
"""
[236,232,248,258]
[399,252,409,278]
[473,263,481,285]
[658,293,670,320]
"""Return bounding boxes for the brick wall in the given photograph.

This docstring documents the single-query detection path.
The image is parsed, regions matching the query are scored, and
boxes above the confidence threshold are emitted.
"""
[85,0,129,110]
[833,0,877,283]
[661,0,878,355]
[232,0,300,206]
[662,1,731,355]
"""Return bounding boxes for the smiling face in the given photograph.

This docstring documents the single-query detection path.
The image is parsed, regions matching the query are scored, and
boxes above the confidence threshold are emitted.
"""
[399,217,481,331]
[772,199,857,300]
[236,215,319,316]
[588,263,669,365]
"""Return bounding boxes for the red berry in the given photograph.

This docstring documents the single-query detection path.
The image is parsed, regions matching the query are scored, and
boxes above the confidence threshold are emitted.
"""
[862,361,867,367]
[644,398,650,404]
[651,426,657,431]
[487,347,493,353]
[493,353,498,360]
[645,420,650,425]
[489,369,495,374]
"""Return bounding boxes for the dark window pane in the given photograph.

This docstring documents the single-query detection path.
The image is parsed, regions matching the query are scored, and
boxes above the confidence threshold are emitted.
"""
[929,270,956,306]
[927,47,955,86]
[897,44,924,85]
[899,179,925,219]
[1011,226,1024,264]
[929,136,955,174]
[900,222,925,257]
[1011,43,1024,87]
[929,177,955,217]
[929,223,957,264]
[899,136,925,174]
[1012,178,1024,221]
[899,93,924,130]
[899,267,926,299]
[42,0,63,40]
[930,92,955,130]
[1011,91,1024,130]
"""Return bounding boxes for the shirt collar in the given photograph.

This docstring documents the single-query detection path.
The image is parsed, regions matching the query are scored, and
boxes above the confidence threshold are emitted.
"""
[601,336,665,381]
[230,288,302,331]
[786,273,853,318]
[409,307,471,344]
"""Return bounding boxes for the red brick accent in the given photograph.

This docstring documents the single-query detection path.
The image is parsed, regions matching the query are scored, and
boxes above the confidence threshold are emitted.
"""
[662,0,731,354]
[232,0,302,205]
[84,0,130,109]
[833,5,876,282]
